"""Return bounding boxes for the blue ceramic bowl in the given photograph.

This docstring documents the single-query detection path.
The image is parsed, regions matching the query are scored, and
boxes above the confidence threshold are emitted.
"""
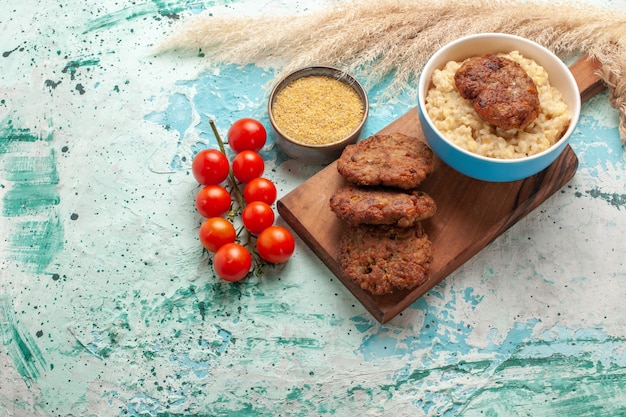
[417,33,581,182]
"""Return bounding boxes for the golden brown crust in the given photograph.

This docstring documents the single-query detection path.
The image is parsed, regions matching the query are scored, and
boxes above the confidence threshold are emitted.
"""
[454,54,540,130]
[330,186,437,227]
[338,224,433,295]
[336,133,435,189]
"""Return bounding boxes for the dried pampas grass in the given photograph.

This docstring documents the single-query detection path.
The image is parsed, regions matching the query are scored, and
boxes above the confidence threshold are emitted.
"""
[160,0,626,144]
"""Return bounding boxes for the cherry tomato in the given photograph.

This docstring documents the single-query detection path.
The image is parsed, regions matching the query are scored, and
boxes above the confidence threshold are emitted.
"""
[227,118,267,153]
[213,243,252,282]
[256,225,295,264]
[244,177,277,205]
[191,149,229,185]
[242,201,275,234]
[232,150,264,183]
[195,185,231,218]
[199,217,236,252]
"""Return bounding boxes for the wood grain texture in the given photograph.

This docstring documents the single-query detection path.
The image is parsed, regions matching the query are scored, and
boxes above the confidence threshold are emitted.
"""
[277,56,602,324]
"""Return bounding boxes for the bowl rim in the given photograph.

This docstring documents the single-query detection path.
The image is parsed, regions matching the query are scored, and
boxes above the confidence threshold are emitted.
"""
[418,32,582,165]
[268,65,369,149]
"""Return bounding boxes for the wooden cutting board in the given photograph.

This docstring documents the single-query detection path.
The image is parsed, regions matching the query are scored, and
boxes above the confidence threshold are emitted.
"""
[276,55,605,323]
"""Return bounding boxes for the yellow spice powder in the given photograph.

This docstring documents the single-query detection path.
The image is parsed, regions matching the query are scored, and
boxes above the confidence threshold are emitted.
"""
[272,75,364,145]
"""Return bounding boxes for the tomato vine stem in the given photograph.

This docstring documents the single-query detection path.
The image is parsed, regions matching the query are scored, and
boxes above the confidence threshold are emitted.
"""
[209,119,245,210]
[210,119,269,276]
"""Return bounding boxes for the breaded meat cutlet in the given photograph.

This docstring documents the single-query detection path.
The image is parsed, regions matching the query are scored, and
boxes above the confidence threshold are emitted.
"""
[454,54,540,130]
[336,133,435,190]
[330,186,437,228]
[338,223,433,295]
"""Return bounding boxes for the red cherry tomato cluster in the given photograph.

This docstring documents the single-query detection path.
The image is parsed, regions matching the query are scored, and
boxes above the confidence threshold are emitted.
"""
[191,118,295,283]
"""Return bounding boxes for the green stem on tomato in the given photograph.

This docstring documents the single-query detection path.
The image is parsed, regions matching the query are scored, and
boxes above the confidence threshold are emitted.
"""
[209,119,245,210]
[210,119,263,268]
[236,224,266,275]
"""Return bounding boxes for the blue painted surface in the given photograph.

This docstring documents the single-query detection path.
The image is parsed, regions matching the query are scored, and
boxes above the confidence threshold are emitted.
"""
[1,0,625,416]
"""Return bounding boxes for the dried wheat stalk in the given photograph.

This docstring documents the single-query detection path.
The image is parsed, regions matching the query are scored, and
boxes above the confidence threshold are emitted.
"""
[160,0,626,144]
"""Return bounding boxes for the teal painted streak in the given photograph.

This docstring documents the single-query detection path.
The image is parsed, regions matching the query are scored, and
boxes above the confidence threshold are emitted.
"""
[1,144,60,218]
[586,187,626,210]
[243,336,323,350]
[155,403,259,417]
[0,296,47,383]
[458,352,626,416]
[123,395,273,417]
[351,316,375,333]
[374,359,495,406]
[274,337,322,348]
[3,151,60,185]
[154,414,225,417]
[2,184,61,216]
[146,280,322,328]
[357,295,626,415]
[0,119,64,272]
[354,313,626,415]
[6,215,64,272]
[83,0,217,33]
[62,58,101,80]
[144,284,202,326]
[378,333,626,416]
[0,120,53,154]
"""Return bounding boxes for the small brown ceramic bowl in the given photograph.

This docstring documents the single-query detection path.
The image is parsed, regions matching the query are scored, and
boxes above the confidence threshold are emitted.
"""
[268,66,369,164]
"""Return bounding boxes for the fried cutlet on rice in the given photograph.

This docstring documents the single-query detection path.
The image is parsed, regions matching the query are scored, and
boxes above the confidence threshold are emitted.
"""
[338,223,433,295]
[330,186,437,228]
[336,133,435,189]
[454,54,540,130]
